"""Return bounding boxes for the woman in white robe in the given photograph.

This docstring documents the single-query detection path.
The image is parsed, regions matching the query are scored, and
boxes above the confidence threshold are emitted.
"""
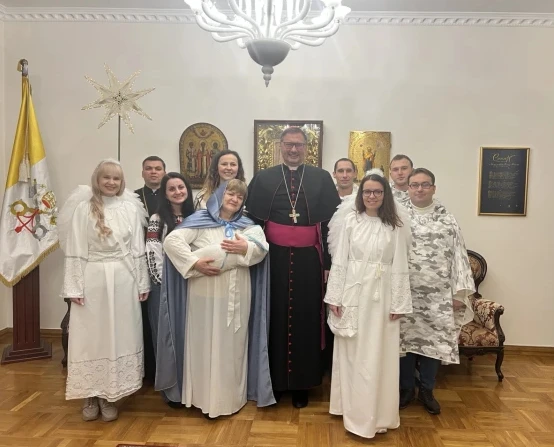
[162,179,270,418]
[59,159,150,422]
[324,169,412,439]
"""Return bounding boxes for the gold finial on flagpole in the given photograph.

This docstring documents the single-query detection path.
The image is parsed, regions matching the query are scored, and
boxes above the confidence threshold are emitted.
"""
[17,59,29,77]
[16,59,31,183]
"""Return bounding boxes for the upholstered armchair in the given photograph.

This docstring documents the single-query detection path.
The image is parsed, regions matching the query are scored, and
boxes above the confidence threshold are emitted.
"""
[458,250,505,381]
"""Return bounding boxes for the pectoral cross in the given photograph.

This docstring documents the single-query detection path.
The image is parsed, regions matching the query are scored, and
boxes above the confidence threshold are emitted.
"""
[289,208,300,224]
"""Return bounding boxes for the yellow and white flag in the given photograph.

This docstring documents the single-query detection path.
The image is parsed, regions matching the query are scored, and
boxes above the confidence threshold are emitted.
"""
[0,71,58,287]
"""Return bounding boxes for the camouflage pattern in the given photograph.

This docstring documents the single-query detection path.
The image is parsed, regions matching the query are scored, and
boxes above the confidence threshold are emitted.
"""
[390,182,409,202]
[399,199,475,364]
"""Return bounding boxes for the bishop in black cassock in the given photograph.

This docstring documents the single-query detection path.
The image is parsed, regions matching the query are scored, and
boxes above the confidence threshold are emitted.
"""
[246,159,340,408]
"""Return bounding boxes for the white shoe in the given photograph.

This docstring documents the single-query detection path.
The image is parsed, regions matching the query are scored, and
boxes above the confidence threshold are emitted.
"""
[82,397,99,421]
[98,398,119,422]
[376,428,387,434]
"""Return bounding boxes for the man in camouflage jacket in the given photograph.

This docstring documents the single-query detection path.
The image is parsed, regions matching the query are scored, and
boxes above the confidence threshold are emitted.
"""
[398,168,475,415]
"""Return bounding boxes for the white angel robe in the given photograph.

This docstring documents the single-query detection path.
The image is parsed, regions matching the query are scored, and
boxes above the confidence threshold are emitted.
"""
[399,200,475,364]
[163,225,268,417]
[324,211,412,439]
[61,192,150,401]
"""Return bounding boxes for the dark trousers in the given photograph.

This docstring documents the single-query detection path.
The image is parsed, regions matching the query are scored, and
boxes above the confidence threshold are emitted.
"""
[400,353,441,391]
[141,299,156,383]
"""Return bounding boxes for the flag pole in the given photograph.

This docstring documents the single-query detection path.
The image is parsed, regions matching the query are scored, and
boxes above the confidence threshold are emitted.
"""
[1,60,52,364]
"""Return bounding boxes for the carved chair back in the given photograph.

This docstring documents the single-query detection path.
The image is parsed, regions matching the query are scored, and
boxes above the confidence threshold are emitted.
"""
[467,249,487,298]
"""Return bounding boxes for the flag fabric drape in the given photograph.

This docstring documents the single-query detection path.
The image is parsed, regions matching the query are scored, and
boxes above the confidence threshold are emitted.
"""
[0,75,58,286]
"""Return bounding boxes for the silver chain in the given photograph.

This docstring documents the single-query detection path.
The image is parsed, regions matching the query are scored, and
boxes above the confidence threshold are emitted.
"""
[281,163,305,212]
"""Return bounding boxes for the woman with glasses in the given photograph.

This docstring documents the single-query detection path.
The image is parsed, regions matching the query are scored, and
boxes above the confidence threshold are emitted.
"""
[324,169,412,439]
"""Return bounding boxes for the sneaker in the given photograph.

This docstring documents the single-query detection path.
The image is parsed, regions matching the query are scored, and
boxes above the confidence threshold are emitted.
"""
[98,398,119,422]
[399,388,415,409]
[418,387,441,415]
[82,397,99,421]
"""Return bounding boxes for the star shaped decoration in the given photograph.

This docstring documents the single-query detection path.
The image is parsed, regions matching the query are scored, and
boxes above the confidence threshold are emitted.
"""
[82,64,155,133]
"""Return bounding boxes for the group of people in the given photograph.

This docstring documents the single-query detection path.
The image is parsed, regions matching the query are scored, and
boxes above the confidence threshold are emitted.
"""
[58,127,475,439]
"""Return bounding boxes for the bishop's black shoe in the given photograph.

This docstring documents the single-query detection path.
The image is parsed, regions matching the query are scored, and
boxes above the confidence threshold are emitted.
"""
[166,401,184,409]
[291,390,309,409]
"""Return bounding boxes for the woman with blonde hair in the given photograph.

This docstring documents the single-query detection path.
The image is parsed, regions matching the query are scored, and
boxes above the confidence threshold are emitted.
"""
[58,159,150,422]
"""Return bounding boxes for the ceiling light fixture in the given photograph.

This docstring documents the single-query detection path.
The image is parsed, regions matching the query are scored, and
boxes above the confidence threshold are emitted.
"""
[185,0,351,86]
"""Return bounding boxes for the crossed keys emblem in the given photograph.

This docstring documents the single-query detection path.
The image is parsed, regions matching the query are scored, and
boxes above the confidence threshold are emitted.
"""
[9,182,56,241]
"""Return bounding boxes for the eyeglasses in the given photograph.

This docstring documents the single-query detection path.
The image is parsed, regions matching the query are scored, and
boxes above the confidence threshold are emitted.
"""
[281,142,306,149]
[408,182,433,190]
[362,189,384,198]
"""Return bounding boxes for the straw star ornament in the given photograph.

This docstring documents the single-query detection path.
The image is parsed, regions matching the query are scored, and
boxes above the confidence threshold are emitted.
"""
[82,64,155,133]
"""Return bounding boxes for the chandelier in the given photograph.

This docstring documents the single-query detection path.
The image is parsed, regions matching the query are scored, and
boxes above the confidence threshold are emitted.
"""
[185,0,351,86]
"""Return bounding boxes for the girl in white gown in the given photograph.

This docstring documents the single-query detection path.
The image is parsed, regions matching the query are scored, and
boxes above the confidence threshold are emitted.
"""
[325,169,412,438]
[59,159,150,422]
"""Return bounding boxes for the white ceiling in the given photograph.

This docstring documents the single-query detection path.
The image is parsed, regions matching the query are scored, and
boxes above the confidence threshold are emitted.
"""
[1,0,554,13]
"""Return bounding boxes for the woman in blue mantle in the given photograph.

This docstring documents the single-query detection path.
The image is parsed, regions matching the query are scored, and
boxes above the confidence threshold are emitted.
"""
[155,179,275,418]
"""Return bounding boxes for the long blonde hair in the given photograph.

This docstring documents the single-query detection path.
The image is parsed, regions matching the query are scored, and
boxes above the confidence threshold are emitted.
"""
[90,159,126,238]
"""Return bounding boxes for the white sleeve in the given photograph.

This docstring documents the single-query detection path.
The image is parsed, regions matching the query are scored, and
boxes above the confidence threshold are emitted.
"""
[130,203,150,294]
[324,213,354,306]
[163,228,201,279]
[60,201,89,299]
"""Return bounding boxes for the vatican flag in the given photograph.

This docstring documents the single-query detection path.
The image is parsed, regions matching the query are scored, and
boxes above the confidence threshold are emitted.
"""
[0,70,58,287]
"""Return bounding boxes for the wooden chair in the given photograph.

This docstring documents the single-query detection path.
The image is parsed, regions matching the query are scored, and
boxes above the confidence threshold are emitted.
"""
[458,250,505,381]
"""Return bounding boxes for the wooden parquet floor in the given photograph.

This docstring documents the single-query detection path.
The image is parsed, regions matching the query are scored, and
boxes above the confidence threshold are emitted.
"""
[1,336,554,447]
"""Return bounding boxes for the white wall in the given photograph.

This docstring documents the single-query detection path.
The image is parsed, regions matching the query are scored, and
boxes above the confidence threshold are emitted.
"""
[0,19,8,331]
[2,20,554,346]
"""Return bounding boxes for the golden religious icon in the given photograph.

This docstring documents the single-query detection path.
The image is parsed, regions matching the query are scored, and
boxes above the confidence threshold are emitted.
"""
[254,120,323,173]
[348,131,391,181]
[179,123,229,189]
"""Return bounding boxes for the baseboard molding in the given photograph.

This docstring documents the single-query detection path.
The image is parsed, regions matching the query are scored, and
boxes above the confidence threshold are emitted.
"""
[0,328,62,337]
[504,345,554,354]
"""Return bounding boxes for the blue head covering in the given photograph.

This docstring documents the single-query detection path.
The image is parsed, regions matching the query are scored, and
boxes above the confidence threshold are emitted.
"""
[177,180,254,237]
[154,179,275,408]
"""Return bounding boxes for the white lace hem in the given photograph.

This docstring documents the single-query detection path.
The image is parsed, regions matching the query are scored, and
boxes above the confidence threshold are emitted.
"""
[66,350,144,402]
[390,272,412,314]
